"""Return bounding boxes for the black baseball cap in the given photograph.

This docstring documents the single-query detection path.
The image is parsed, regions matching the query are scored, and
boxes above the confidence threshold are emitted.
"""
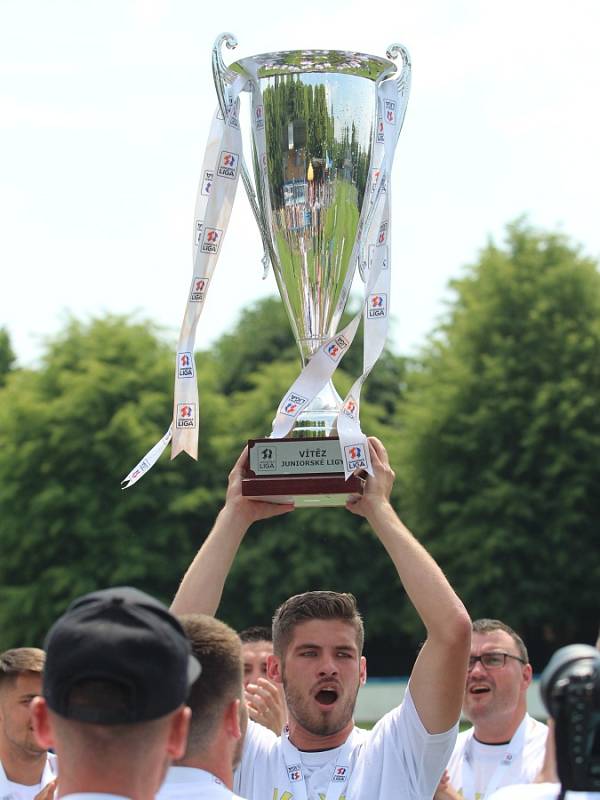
[43,586,201,724]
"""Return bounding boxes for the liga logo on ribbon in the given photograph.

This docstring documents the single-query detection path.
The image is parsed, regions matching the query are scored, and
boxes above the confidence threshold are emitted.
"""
[281,392,308,417]
[194,219,203,246]
[255,105,265,130]
[176,403,196,429]
[377,221,388,246]
[371,168,381,193]
[178,352,195,378]
[345,444,368,471]
[325,335,349,362]
[189,276,209,303]
[217,151,239,180]
[332,766,348,783]
[287,765,302,783]
[217,100,240,129]
[342,397,358,419]
[376,116,385,143]
[385,99,396,125]
[201,171,214,196]
[201,227,223,254]
[368,293,387,318]
[129,459,150,483]
[371,168,387,194]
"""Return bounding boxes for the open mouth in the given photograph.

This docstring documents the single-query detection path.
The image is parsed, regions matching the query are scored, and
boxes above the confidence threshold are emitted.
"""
[469,685,491,695]
[315,689,339,706]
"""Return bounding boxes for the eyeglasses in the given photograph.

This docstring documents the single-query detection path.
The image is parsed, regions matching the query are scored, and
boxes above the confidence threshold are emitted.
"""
[468,652,526,671]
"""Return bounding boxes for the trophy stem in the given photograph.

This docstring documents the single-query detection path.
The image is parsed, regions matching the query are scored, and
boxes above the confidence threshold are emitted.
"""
[290,379,342,439]
[297,336,327,365]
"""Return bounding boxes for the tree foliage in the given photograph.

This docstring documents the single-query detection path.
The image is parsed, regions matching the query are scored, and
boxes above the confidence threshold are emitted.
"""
[0,328,15,387]
[398,221,600,664]
[0,316,227,649]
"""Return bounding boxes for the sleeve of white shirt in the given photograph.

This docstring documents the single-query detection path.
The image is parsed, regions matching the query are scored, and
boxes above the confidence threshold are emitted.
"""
[354,684,459,799]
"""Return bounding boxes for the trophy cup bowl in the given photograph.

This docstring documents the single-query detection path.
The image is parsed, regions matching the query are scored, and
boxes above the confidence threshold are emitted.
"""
[213,42,400,506]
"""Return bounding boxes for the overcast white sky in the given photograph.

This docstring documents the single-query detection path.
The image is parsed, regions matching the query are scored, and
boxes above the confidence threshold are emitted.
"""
[2,0,599,366]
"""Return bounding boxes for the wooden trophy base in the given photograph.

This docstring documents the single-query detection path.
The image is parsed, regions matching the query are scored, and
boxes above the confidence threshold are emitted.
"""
[242,437,365,508]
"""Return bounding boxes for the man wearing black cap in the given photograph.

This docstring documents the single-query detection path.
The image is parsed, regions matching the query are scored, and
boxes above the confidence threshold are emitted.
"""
[29,587,200,800]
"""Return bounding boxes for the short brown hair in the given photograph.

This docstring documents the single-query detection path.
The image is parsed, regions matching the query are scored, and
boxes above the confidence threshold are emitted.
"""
[0,648,45,689]
[472,619,529,663]
[178,615,242,755]
[272,591,364,659]
[239,626,272,644]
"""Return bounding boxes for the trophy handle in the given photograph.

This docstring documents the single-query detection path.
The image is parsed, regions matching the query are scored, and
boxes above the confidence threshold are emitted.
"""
[212,33,275,280]
[386,43,411,128]
[357,42,412,283]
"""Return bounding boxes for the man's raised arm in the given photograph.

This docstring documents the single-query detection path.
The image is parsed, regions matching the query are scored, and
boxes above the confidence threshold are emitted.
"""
[170,449,294,615]
[347,437,471,734]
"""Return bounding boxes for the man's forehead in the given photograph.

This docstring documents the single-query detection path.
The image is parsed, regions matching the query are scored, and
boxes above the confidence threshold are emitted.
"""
[242,640,273,659]
[290,618,358,647]
[4,671,42,697]
[471,630,519,653]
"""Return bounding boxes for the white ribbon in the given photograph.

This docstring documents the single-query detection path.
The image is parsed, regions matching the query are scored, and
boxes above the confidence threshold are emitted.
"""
[122,76,246,488]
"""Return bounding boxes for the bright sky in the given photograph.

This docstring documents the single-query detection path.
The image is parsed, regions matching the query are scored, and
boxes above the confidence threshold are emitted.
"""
[2,0,599,366]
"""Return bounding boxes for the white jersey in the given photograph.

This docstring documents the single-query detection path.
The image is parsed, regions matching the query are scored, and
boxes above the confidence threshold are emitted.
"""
[157,766,246,800]
[0,753,57,800]
[446,714,548,800]
[234,686,457,800]
[490,784,600,800]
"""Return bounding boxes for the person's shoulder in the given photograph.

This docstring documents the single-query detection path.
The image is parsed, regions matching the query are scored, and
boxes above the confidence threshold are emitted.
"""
[237,719,280,774]
[527,715,549,734]
[246,718,279,747]
[455,725,473,744]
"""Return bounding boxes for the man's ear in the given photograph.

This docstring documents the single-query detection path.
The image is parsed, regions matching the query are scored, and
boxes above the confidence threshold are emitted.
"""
[30,697,54,750]
[522,662,533,690]
[359,655,367,686]
[224,698,242,740]
[167,706,191,761]
[267,653,282,685]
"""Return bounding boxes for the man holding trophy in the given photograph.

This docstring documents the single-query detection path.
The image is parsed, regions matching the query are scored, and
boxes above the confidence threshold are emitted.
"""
[172,435,472,800]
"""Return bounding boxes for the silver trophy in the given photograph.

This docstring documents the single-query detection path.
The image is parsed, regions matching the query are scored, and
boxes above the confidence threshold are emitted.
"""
[212,35,410,505]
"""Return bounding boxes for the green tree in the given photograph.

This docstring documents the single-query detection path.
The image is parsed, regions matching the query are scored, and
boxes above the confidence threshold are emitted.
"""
[399,221,600,666]
[0,316,228,649]
[0,327,15,387]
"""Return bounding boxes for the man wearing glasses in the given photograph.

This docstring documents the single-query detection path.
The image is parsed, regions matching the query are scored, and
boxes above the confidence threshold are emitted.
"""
[435,619,548,800]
